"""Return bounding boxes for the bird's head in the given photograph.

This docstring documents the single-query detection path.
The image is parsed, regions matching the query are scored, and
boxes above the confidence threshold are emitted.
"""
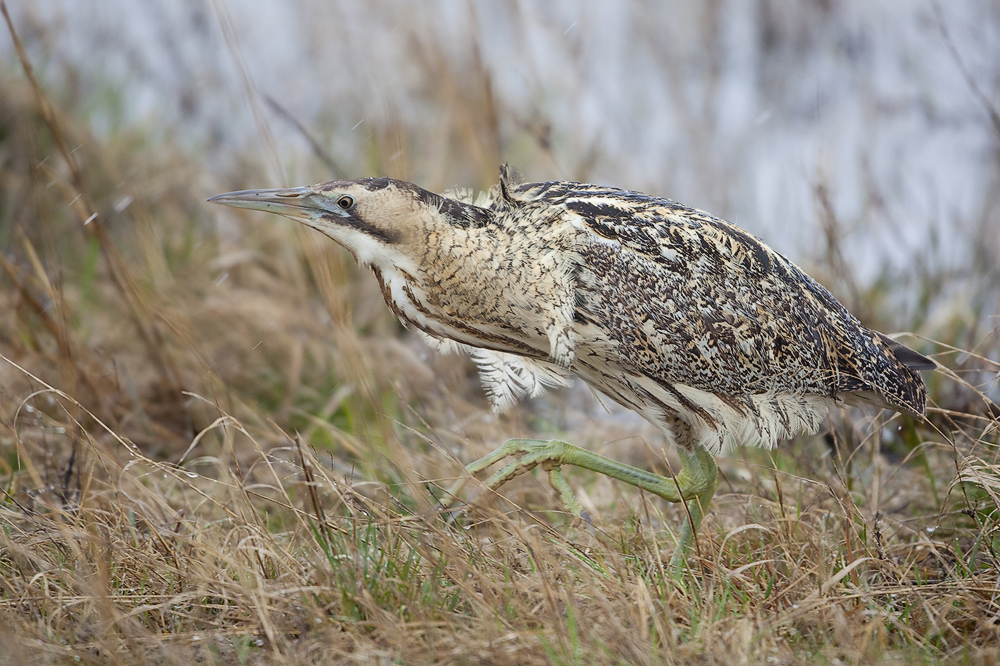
[208,177,490,270]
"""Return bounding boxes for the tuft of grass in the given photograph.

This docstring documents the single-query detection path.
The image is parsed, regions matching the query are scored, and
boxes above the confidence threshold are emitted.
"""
[1,4,999,664]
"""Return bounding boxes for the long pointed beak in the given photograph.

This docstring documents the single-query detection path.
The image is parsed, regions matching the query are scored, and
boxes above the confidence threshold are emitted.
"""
[207,187,316,219]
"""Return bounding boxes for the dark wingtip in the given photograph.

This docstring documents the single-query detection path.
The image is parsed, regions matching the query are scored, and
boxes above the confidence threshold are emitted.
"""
[898,350,937,371]
[880,334,936,371]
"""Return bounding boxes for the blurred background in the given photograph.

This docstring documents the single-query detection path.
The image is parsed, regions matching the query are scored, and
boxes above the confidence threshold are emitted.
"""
[9,0,999,276]
[1,0,998,495]
[2,2,1000,660]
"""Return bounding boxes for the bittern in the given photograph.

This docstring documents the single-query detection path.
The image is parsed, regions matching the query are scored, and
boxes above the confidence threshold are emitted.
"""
[209,166,933,567]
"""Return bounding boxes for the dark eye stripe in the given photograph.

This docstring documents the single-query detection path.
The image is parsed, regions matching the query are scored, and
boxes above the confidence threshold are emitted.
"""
[320,212,394,244]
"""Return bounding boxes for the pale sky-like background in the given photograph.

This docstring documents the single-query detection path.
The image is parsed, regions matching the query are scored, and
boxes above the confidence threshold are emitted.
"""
[5,1,999,290]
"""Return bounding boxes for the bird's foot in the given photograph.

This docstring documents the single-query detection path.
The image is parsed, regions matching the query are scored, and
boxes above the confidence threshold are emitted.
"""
[439,438,718,572]
[439,439,591,522]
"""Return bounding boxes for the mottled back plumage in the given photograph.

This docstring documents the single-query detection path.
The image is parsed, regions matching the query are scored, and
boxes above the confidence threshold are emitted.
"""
[211,167,932,456]
[482,170,931,452]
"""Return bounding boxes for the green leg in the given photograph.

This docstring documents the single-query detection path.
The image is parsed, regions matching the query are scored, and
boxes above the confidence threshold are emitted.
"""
[441,438,718,566]
[668,448,720,570]
[545,465,589,525]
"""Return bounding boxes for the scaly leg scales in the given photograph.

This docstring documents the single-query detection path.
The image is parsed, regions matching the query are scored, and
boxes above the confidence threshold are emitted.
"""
[441,438,718,568]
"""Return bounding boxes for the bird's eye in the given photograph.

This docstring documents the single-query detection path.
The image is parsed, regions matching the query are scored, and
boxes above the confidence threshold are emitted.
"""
[337,195,354,210]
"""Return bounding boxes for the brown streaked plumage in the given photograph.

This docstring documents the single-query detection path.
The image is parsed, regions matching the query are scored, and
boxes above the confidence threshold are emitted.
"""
[209,165,933,568]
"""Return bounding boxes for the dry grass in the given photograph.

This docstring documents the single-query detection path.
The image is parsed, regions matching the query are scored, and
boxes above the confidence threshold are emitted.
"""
[2,4,1000,664]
